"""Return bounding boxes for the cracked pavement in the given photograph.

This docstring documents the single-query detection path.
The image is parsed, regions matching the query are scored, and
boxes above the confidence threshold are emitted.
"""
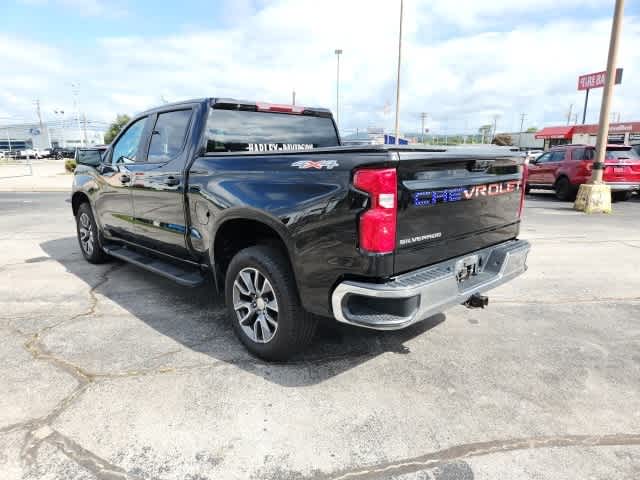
[1,191,639,479]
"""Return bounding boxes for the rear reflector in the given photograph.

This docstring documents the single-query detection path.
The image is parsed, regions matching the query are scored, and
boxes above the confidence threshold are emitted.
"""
[353,168,397,253]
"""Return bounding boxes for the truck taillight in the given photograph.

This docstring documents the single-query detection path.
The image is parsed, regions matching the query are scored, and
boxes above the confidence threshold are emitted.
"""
[353,168,397,254]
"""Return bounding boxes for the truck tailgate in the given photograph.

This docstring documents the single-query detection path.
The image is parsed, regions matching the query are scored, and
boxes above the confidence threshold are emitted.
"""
[394,151,524,274]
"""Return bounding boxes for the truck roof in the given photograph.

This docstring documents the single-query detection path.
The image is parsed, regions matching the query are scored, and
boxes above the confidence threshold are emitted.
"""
[138,97,333,117]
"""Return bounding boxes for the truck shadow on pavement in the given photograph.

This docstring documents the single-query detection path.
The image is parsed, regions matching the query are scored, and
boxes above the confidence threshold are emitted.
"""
[40,237,445,387]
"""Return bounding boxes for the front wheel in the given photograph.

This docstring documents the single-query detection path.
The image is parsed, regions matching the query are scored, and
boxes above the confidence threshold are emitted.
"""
[76,203,109,264]
[225,245,317,361]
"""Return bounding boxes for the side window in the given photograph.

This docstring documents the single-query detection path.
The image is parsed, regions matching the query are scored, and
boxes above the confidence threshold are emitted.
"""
[112,117,147,165]
[536,153,552,163]
[572,148,585,161]
[550,151,566,162]
[147,110,192,163]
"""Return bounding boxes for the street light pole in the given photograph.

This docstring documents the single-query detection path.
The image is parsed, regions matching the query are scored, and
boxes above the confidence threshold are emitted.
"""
[394,0,404,145]
[334,49,342,129]
[590,0,624,185]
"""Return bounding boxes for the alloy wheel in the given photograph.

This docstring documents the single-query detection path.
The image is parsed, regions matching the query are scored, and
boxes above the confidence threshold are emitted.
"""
[232,267,279,343]
[78,212,95,256]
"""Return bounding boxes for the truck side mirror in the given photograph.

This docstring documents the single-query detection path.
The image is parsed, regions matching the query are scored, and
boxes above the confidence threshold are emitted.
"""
[76,148,103,167]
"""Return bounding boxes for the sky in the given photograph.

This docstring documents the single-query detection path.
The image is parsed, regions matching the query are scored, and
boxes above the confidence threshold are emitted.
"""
[1,0,639,135]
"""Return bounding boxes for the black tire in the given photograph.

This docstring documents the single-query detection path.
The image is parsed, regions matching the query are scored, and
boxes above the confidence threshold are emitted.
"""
[554,177,574,201]
[75,203,109,264]
[56,153,63,160]
[225,245,317,361]
[612,191,631,202]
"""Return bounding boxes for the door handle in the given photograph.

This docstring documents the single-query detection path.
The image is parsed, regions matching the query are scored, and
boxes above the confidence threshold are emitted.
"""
[165,176,180,186]
[120,174,131,183]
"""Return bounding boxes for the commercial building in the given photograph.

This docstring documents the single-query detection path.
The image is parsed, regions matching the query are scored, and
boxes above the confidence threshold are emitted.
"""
[0,121,105,152]
[535,121,640,150]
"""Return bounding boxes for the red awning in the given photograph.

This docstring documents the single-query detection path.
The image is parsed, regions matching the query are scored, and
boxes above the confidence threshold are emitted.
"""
[535,126,575,140]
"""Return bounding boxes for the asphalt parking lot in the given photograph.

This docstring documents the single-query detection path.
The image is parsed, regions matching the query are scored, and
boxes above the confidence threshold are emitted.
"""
[1,191,639,479]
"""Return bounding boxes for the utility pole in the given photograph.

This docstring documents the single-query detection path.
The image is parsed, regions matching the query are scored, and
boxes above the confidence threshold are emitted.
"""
[492,114,499,142]
[334,49,342,128]
[33,98,49,149]
[292,89,296,106]
[82,113,88,145]
[575,0,625,213]
[393,0,404,145]
[518,113,526,149]
[71,83,83,147]
[566,104,573,125]
[54,110,66,148]
[34,99,43,130]
[420,112,427,144]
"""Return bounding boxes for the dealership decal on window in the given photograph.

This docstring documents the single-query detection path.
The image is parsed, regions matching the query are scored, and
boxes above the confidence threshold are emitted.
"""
[248,143,314,152]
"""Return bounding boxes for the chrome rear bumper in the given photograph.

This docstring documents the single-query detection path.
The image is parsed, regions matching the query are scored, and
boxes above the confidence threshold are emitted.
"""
[331,239,530,330]
[605,182,640,192]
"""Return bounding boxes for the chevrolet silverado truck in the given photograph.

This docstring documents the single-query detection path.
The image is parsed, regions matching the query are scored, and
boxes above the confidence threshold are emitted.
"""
[72,98,530,360]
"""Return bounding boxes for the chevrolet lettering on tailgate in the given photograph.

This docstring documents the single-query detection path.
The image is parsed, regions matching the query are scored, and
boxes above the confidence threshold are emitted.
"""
[413,180,522,207]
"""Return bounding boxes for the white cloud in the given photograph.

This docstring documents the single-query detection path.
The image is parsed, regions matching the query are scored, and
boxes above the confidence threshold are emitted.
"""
[18,0,127,18]
[1,0,639,135]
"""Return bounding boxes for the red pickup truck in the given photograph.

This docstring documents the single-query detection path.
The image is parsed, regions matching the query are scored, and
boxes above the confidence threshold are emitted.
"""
[527,144,640,201]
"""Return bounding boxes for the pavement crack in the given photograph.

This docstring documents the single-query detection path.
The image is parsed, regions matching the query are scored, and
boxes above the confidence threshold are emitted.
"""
[46,429,142,480]
[40,263,123,335]
[14,263,126,476]
[319,433,640,480]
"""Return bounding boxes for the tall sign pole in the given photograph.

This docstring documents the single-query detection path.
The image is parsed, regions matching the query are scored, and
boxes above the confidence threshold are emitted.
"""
[393,0,404,145]
[582,89,590,124]
[574,0,625,214]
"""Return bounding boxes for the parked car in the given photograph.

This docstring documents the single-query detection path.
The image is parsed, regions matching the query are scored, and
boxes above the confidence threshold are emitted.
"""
[35,148,51,158]
[71,98,530,360]
[51,147,76,160]
[526,144,640,201]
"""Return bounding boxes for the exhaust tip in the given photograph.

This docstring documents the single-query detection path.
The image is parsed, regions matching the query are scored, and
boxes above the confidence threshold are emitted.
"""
[464,294,489,309]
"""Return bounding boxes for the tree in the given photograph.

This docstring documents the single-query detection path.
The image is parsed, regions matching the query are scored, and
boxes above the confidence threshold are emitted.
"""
[492,134,513,146]
[104,114,131,144]
[526,127,538,133]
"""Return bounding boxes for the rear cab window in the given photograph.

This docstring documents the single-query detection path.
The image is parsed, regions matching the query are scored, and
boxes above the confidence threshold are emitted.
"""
[204,109,339,153]
[147,109,192,163]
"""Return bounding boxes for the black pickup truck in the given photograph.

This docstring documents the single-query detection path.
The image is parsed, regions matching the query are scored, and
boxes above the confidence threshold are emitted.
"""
[72,98,530,360]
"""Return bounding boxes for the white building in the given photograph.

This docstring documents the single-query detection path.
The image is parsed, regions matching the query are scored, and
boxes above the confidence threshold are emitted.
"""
[0,121,105,151]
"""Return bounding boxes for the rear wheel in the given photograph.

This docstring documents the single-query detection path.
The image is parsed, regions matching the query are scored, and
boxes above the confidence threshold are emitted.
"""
[612,191,631,202]
[76,203,109,264]
[554,177,574,201]
[225,245,317,361]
